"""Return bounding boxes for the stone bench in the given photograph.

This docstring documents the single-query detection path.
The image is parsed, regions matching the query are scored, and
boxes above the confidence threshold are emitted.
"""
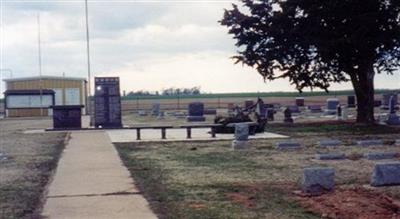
[179,124,222,139]
[302,167,335,195]
[276,142,301,150]
[128,125,174,140]
[318,140,343,147]
[371,162,400,187]
[315,153,346,160]
[364,152,398,160]
[356,140,383,146]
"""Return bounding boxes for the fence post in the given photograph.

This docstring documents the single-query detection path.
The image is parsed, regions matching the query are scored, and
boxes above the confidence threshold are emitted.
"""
[136,97,139,111]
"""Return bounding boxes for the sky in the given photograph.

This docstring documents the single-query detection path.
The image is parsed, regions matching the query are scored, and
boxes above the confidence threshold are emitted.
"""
[0,0,399,96]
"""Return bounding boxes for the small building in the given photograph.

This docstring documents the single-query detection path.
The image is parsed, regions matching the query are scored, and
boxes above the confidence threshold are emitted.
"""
[3,76,87,117]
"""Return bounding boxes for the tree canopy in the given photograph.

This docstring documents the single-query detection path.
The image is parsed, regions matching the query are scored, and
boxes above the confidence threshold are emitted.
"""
[221,0,400,92]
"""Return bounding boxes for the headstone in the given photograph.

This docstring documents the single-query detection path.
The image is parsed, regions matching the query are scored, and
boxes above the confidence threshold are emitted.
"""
[0,152,7,161]
[301,167,335,195]
[276,141,301,149]
[336,104,342,120]
[347,95,356,108]
[315,153,346,160]
[385,96,400,124]
[364,152,398,160]
[341,105,348,120]
[382,93,398,109]
[371,162,400,187]
[138,110,147,116]
[308,105,322,113]
[389,95,396,114]
[267,108,275,121]
[157,111,165,119]
[374,100,382,107]
[287,105,300,113]
[295,97,305,107]
[283,107,294,123]
[356,140,383,146]
[318,140,343,147]
[151,103,160,116]
[232,123,250,150]
[204,109,217,115]
[187,102,206,122]
[325,98,339,115]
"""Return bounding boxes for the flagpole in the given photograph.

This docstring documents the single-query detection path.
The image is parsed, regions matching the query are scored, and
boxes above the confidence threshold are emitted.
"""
[37,13,43,116]
[85,0,92,116]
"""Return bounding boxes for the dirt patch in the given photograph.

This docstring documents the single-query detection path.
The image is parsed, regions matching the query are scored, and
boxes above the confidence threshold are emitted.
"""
[296,187,400,219]
[226,192,256,209]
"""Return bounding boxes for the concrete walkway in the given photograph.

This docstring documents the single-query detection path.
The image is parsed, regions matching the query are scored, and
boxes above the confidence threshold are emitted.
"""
[41,131,157,219]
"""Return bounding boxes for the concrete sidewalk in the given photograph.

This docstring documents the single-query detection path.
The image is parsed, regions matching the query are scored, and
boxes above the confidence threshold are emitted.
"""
[41,131,157,219]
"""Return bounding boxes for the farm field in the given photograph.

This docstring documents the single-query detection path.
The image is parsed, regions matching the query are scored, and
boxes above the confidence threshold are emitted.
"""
[0,118,66,219]
[115,122,400,219]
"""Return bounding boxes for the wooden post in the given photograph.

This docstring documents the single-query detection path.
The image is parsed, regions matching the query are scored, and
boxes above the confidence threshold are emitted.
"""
[161,128,166,139]
[211,127,216,138]
[186,127,192,139]
[136,128,141,140]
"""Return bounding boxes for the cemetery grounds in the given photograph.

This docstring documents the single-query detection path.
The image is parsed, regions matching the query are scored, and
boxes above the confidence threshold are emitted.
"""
[0,118,66,219]
[116,108,400,219]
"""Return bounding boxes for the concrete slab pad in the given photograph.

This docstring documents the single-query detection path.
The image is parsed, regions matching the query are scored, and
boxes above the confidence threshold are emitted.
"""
[42,195,156,219]
[106,128,288,143]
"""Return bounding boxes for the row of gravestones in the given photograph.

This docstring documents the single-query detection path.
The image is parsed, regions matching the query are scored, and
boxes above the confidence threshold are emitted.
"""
[229,124,400,194]
[301,162,400,195]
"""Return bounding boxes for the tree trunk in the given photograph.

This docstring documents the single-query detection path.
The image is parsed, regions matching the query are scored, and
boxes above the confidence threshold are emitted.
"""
[349,64,375,124]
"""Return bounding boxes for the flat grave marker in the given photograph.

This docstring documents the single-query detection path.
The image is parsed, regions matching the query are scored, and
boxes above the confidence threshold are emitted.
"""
[364,152,398,160]
[315,153,346,160]
[318,139,343,147]
[356,140,384,147]
[276,141,301,150]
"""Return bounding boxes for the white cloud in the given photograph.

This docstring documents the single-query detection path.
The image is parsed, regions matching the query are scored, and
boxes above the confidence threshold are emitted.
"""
[1,1,399,97]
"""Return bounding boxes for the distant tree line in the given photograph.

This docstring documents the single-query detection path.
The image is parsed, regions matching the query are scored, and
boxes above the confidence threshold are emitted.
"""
[125,87,202,97]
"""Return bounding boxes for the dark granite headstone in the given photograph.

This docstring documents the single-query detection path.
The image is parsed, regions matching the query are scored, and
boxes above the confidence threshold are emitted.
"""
[295,97,305,107]
[308,105,322,113]
[287,105,300,113]
[187,102,205,122]
[283,107,293,123]
[347,96,356,108]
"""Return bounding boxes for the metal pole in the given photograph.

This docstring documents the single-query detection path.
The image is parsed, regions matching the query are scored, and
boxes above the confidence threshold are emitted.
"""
[85,0,92,116]
[37,14,43,117]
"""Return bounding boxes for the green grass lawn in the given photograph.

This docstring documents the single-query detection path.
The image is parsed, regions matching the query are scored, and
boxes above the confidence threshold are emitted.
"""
[115,141,319,219]
[115,123,400,219]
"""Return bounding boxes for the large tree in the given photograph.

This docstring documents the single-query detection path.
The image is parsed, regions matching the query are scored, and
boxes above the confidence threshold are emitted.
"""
[221,0,400,124]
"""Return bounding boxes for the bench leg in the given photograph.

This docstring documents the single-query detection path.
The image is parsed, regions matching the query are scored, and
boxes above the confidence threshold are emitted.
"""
[136,129,141,140]
[186,127,192,139]
[211,127,216,138]
[161,128,166,139]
